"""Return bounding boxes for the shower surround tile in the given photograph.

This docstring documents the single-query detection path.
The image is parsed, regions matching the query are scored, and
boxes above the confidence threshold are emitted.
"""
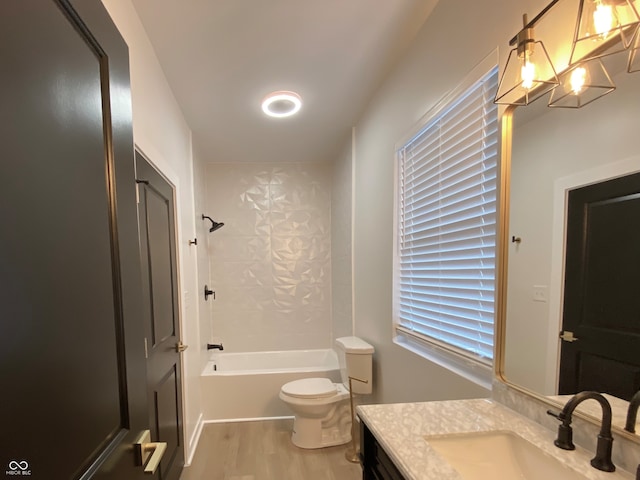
[206,163,332,352]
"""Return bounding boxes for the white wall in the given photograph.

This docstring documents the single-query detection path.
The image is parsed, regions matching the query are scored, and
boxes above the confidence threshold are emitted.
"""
[193,142,213,374]
[350,0,559,404]
[331,133,355,340]
[205,163,333,352]
[101,0,204,462]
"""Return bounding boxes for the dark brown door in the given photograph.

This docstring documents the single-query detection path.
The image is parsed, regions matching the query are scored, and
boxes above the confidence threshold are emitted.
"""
[135,152,184,480]
[1,1,149,479]
[559,171,640,400]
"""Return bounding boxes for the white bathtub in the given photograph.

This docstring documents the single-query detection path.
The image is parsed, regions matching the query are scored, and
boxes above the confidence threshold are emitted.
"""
[201,349,341,421]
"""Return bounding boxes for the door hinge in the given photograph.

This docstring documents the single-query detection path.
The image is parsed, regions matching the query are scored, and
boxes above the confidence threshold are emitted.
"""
[144,337,149,359]
[559,330,579,342]
[135,179,148,204]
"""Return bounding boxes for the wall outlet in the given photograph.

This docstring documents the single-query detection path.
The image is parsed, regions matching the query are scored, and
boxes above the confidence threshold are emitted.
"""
[532,285,548,303]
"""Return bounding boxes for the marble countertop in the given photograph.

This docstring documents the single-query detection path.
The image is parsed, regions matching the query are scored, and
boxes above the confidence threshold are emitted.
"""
[357,399,635,480]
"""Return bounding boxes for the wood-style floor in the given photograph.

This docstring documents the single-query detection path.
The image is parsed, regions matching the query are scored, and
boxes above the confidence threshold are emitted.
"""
[180,419,363,480]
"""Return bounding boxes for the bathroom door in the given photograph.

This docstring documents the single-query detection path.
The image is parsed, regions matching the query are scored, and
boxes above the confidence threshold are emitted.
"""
[559,171,640,400]
[135,152,185,480]
[0,1,149,479]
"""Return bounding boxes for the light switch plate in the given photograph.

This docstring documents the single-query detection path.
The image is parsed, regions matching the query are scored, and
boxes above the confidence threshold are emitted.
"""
[532,285,548,303]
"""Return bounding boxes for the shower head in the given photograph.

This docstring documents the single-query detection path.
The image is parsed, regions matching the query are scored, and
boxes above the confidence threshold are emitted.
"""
[209,221,224,233]
[202,214,224,233]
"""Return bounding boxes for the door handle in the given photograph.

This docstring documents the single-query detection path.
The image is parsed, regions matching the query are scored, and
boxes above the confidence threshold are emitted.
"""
[143,441,166,475]
[175,341,188,353]
[134,430,168,475]
[559,330,579,342]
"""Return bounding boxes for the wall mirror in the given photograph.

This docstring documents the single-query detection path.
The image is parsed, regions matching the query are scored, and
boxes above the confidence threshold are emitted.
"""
[499,49,640,436]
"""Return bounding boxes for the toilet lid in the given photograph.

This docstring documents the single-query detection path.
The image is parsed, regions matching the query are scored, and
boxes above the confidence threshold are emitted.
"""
[281,378,337,399]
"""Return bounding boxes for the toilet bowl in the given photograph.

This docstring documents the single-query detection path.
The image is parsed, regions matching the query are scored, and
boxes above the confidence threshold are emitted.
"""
[279,336,374,449]
[279,377,351,449]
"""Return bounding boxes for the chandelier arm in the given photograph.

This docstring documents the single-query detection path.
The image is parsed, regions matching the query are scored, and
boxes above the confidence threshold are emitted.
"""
[509,0,562,46]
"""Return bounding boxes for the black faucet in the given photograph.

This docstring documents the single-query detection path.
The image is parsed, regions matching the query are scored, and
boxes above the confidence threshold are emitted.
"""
[547,391,615,472]
[624,390,640,434]
[625,391,640,480]
[207,343,224,351]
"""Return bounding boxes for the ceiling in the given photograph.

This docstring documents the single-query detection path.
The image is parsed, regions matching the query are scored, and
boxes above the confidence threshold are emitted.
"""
[131,0,440,164]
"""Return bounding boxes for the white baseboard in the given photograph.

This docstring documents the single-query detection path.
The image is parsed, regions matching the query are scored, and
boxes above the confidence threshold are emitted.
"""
[185,413,204,466]
[203,415,294,424]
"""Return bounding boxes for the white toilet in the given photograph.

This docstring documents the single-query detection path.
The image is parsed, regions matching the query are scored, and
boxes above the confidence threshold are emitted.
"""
[279,336,374,449]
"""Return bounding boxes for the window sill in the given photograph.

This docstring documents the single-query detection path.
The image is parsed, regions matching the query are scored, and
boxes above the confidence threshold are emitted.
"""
[393,330,493,390]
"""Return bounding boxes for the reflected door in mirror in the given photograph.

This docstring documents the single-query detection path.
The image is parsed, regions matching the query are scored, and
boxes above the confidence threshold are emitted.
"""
[560,172,640,400]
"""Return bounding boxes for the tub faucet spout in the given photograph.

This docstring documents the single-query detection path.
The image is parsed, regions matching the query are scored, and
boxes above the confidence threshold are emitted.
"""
[207,343,224,351]
[547,391,615,472]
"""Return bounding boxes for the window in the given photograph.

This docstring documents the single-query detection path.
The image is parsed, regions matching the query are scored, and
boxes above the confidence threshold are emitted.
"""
[393,64,499,388]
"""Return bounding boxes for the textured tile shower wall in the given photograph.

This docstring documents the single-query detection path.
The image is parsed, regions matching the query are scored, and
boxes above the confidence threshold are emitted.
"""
[205,163,332,352]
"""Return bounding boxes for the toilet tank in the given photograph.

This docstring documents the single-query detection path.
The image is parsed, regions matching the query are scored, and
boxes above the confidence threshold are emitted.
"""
[335,336,374,394]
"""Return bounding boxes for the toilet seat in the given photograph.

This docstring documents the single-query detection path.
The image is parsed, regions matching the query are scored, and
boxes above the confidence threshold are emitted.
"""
[281,378,337,399]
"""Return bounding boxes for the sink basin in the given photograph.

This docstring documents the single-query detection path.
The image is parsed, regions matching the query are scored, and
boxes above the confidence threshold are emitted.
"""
[425,431,588,480]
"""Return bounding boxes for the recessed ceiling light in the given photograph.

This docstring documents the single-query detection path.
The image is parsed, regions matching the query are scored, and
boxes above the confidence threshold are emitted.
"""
[261,91,302,118]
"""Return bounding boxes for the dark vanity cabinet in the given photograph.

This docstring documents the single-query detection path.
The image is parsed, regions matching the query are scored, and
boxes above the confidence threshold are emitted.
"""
[360,420,407,480]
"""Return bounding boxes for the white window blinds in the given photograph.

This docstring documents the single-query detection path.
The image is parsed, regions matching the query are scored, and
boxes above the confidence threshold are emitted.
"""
[395,66,499,366]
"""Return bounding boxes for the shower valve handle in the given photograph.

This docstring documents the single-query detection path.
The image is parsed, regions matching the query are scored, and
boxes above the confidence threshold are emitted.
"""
[204,286,215,300]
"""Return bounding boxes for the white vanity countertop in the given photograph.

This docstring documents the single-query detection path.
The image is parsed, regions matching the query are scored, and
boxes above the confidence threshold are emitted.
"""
[357,399,634,480]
